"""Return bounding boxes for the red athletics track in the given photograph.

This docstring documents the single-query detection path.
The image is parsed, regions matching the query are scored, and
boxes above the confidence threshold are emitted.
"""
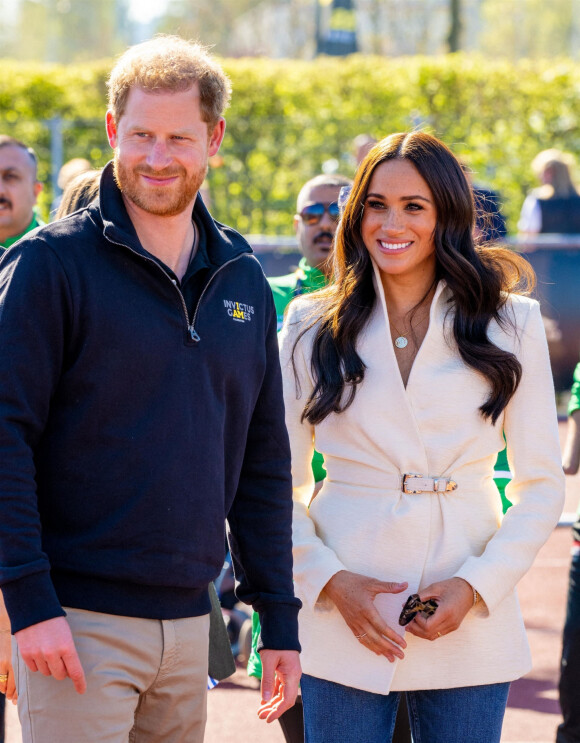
[5,422,580,743]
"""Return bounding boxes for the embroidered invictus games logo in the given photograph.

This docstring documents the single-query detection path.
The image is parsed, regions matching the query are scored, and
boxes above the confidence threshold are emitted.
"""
[223,299,255,323]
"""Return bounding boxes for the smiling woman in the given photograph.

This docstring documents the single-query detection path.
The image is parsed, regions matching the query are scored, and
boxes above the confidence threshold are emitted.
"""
[279,131,565,743]
[361,158,438,361]
[300,132,534,420]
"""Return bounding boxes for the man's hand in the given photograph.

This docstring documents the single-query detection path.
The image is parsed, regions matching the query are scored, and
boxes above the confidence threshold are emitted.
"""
[257,649,301,723]
[14,616,86,694]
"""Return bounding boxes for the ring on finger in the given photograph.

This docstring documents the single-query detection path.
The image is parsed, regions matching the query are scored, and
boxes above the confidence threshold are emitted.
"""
[0,674,8,682]
[437,631,442,638]
[354,632,367,640]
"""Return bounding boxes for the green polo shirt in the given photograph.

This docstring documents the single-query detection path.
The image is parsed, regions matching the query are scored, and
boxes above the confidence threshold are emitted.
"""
[0,213,44,251]
[269,257,326,332]
[268,257,327,483]
[568,362,580,528]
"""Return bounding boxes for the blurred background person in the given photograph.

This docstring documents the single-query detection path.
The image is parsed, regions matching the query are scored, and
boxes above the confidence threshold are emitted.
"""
[518,149,580,235]
[461,162,507,244]
[51,157,91,215]
[54,168,100,220]
[558,364,580,743]
[353,133,378,167]
[0,136,43,252]
[473,186,507,243]
[269,174,352,332]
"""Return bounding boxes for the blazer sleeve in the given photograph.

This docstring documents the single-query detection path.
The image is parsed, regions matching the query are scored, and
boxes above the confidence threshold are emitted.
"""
[279,300,347,610]
[454,299,565,614]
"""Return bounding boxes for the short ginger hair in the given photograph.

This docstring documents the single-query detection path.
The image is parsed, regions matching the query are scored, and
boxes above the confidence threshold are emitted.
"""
[107,35,232,130]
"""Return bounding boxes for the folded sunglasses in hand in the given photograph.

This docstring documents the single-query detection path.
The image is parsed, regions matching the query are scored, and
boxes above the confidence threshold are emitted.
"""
[398,594,439,626]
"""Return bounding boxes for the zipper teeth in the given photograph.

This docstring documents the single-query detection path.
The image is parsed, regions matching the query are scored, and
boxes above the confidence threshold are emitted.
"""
[105,232,249,341]
[189,254,248,338]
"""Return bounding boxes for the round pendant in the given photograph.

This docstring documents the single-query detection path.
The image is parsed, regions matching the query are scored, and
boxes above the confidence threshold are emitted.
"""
[395,336,408,349]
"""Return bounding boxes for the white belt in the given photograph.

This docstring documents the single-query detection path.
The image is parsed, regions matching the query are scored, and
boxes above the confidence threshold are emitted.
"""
[402,473,458,494]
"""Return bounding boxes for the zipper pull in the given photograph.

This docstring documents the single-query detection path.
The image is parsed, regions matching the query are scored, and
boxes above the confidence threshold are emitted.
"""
[189,325,201,342]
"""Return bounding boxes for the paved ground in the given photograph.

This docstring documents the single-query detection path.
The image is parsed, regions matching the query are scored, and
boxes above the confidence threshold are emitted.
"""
[4,423,580,743]
[202,528,574,743]
[205,422,580,743]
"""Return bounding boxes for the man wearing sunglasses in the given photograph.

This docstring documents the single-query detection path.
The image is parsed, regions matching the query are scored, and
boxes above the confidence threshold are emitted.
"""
[269,174,352,333]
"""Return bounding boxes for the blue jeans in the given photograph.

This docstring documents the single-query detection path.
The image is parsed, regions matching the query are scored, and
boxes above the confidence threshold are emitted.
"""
[301,674,510,743]
[558,547,580,742]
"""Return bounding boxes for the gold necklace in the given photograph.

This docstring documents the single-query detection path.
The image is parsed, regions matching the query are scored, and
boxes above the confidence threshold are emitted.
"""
[389,314,427,350]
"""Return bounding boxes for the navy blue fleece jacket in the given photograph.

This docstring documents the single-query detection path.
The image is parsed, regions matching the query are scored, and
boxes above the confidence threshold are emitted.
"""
[0,163,300,652]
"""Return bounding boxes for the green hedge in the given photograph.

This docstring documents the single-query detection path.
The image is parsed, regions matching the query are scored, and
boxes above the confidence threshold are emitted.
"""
[1,53,580,233]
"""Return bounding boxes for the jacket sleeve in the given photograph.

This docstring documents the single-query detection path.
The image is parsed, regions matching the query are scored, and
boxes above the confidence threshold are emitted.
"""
[227,286,301,653]
[278,299,347,611]
[454,299,565,614]
[0,240,72,632]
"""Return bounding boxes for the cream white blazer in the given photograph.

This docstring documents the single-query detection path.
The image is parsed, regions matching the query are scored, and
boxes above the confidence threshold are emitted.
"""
[280,268,565,694]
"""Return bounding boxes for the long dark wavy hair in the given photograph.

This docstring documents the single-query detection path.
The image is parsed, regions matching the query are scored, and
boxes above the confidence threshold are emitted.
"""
[295,131,535,426]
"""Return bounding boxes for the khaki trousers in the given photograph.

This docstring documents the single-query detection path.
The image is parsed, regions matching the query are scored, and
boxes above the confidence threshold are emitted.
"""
[14,607,210,743]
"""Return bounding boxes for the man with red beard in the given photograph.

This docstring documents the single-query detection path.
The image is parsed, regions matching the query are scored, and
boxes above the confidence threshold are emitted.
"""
[0,36,300,743]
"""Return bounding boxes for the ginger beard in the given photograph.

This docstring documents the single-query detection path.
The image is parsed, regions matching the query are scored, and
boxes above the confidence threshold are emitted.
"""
[113,151,207,217]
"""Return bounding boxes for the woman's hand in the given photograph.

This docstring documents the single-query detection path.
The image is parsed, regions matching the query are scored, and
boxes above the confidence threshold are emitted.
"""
[405,577,474,641]
[322,570,408,662]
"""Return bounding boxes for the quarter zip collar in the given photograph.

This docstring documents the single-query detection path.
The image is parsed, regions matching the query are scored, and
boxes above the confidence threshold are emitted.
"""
[95,161,253,267]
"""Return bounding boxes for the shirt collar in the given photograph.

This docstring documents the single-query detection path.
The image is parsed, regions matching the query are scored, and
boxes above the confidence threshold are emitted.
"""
[298,257,327,289]
[1,213,44,250]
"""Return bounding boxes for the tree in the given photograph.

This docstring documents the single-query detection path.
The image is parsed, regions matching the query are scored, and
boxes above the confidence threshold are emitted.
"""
[156,0,265,56]
[479,0,574,59]
[7,0,132,63]
[447,0,462,52]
